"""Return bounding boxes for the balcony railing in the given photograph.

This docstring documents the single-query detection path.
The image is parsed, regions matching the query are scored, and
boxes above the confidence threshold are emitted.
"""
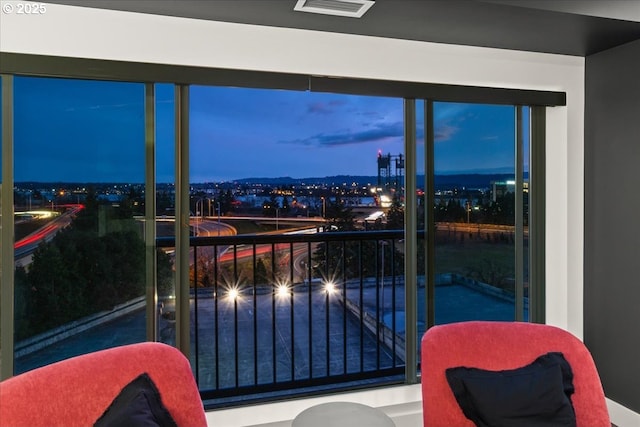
[158,229,407,406]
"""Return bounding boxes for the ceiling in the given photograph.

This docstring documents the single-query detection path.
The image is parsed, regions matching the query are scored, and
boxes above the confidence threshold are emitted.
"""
[45,0,640,56]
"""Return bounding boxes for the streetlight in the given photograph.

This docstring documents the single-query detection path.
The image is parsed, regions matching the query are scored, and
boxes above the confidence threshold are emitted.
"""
[216,202,221,236]
[320,196,327,232]
[195,198,205,236]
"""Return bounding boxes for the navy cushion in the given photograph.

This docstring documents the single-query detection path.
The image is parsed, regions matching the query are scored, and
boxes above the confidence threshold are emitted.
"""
[94,373,177,427]
[445,352,576,427]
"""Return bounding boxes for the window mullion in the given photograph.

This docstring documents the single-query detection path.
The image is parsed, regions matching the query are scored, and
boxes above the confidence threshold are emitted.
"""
[175,84,190,357]
[403,98,417,382]
[144,83,157,341]
[424,100,435,330]
[529,106,546,323]
[1,74,15,380]
[515,106,524,321]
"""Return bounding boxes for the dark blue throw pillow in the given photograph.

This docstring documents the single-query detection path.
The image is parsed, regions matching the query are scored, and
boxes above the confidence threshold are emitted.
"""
[94,373,177,427]
[445,352,576,427]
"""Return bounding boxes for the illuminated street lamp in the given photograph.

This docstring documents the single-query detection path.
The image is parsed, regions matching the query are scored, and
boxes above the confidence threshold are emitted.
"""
[216,202,221,236]
[195,198,206,235]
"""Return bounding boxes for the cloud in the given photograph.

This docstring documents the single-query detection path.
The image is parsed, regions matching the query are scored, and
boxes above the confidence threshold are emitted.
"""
[283,118,457,147]
[481,135,500,141]
[307,99,347,115]
[64,102,141,113]
[359,111,383,118]
[415,120,460,143]
[281,121,403,147]
[435,124,458,142]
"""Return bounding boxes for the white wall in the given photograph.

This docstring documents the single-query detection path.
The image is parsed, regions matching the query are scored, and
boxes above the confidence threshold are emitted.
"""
[0,1,601,425]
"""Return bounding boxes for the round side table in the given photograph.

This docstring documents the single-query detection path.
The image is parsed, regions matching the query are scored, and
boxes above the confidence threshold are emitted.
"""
[292,401,395,427]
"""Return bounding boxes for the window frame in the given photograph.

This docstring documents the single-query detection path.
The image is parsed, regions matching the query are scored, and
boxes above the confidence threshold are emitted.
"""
[0,55,552,394]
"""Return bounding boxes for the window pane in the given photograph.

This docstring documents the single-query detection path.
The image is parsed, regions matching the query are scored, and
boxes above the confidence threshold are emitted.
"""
[156,83,176,228]
[13,77,147,374]
[187,86,405,403]
[432,102,519,324]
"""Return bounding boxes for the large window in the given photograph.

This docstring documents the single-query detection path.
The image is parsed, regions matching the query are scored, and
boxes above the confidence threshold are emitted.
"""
[183,86,406,401]
[0,64,553,404]
[11,77,148,374]
[430,102,527,324]
[412,101,531,367]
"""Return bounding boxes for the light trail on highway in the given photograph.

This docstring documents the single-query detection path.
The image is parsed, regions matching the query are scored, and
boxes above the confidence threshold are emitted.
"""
[14,204,84,257]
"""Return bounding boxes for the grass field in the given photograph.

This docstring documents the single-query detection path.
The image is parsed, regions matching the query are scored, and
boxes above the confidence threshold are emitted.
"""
[435,238,518,290]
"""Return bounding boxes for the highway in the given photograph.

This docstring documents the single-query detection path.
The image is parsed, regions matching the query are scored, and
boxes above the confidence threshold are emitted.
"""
[13,210,523,271]
[15,213,232,263]
[14,204,84,263]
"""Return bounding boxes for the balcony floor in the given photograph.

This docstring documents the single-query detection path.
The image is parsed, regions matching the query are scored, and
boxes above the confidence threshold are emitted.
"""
[15,280,521,391]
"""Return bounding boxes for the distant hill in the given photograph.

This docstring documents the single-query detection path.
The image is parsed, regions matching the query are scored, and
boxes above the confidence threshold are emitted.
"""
[233,175,379,186]
[233,173,523,189]
[17,173,526,190]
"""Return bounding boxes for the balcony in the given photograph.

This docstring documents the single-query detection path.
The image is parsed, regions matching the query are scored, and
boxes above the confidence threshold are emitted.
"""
[156,227,523,407]
[158,229,406,406]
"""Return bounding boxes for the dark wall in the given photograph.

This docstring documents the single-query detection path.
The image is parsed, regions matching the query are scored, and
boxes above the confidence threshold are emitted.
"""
[585,38,640,413]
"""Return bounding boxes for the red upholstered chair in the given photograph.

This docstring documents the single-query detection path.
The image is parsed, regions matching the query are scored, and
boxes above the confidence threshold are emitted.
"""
[421,321,610,427]
[0,342,207,427]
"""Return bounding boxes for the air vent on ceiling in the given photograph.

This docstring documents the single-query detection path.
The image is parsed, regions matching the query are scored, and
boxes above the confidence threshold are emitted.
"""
[294,0,375,18]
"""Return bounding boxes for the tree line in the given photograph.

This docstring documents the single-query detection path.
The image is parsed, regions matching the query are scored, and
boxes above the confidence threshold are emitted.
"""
[14,190,172,341]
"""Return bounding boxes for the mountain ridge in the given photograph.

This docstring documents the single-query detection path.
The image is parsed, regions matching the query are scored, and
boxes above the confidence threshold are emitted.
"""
[232,173,525,188]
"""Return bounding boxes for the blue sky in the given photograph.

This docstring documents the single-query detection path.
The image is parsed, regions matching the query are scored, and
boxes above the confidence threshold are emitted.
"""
[11,77,525,183]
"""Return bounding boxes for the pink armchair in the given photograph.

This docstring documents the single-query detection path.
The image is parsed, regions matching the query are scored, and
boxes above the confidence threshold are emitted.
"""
[421,321,610,427]
[0,342,206,427]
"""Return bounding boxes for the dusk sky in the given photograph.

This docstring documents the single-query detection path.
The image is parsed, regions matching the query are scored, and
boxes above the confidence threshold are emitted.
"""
[10,76,525,183]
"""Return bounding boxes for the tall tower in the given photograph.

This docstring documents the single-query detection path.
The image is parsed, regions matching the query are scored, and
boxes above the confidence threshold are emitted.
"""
[394,153,404,194]
[377,151,404,197]
[377,150,391,189]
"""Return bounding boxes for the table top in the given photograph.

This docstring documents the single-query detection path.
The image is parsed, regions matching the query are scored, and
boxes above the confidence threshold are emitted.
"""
[292,401,395,427]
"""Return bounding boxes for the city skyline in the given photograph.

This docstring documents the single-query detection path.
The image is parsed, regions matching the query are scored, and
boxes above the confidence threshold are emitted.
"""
[11,77,526,183]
